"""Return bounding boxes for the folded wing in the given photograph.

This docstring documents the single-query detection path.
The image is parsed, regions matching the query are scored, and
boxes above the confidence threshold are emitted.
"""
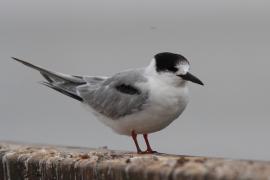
[12,57,106,102]
[77,70,149,119]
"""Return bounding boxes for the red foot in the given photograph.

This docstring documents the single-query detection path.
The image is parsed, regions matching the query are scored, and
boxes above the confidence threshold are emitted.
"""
[131,130,142,153]
[138,150,158,154]
[131,131,157,154]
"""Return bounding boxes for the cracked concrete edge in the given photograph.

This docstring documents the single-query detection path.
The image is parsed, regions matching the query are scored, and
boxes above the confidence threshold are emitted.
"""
[0,141,270,180]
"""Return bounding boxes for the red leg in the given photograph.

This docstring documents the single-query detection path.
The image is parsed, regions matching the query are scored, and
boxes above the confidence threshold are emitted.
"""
[131,130,142,153]
[143,134,157,154]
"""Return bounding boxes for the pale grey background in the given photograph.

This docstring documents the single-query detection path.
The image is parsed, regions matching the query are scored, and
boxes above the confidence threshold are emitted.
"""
[1,0,270,160]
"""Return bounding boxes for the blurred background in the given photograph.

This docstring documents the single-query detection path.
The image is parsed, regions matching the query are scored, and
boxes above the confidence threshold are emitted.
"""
[0,0,270,160]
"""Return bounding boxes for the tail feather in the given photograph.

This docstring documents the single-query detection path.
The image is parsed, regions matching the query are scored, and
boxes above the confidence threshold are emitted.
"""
[40,82,83,102]
[12,57,85,84]
[41,73,54,83]
[13,57,86,102]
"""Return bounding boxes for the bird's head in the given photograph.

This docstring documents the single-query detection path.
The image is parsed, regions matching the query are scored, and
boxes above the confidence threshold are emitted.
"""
[147,52,204,86]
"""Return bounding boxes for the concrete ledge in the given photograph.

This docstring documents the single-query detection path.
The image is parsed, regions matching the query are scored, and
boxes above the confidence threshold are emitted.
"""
[0,142,270,180]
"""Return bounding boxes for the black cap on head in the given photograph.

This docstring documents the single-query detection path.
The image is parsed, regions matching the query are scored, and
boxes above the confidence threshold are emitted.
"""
[154,52,189,73]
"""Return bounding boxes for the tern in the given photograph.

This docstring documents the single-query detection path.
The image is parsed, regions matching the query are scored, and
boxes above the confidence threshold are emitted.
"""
[13,52,203,153]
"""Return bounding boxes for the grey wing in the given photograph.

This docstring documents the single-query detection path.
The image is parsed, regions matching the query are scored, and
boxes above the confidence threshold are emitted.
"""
[77,70,149,119]
[79,76,108,86]
[13,57,106,102]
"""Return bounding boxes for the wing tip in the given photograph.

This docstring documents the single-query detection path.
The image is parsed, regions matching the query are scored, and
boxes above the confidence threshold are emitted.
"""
[11,57,20,61]
[39,81,84,102]
[11,57,29,65]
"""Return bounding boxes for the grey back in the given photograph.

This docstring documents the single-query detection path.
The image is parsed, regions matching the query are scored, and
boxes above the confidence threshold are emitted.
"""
[77,70,149,119]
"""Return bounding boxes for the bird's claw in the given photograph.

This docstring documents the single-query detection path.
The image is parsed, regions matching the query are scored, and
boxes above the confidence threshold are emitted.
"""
[138,150,158,154]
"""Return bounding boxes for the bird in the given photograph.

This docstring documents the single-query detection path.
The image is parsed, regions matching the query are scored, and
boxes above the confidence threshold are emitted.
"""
[12,52,204,154]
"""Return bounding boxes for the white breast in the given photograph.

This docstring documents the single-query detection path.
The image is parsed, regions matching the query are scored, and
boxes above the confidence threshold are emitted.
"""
[98,75,189,136]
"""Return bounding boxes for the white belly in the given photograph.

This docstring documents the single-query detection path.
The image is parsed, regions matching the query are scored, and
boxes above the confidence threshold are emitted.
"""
[93,84,189,136]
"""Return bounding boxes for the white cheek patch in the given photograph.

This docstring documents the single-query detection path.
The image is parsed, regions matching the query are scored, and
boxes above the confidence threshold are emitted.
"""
[177,64,190,75]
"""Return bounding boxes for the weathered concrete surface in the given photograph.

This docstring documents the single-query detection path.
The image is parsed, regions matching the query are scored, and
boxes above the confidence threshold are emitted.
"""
[1,142,270,180]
